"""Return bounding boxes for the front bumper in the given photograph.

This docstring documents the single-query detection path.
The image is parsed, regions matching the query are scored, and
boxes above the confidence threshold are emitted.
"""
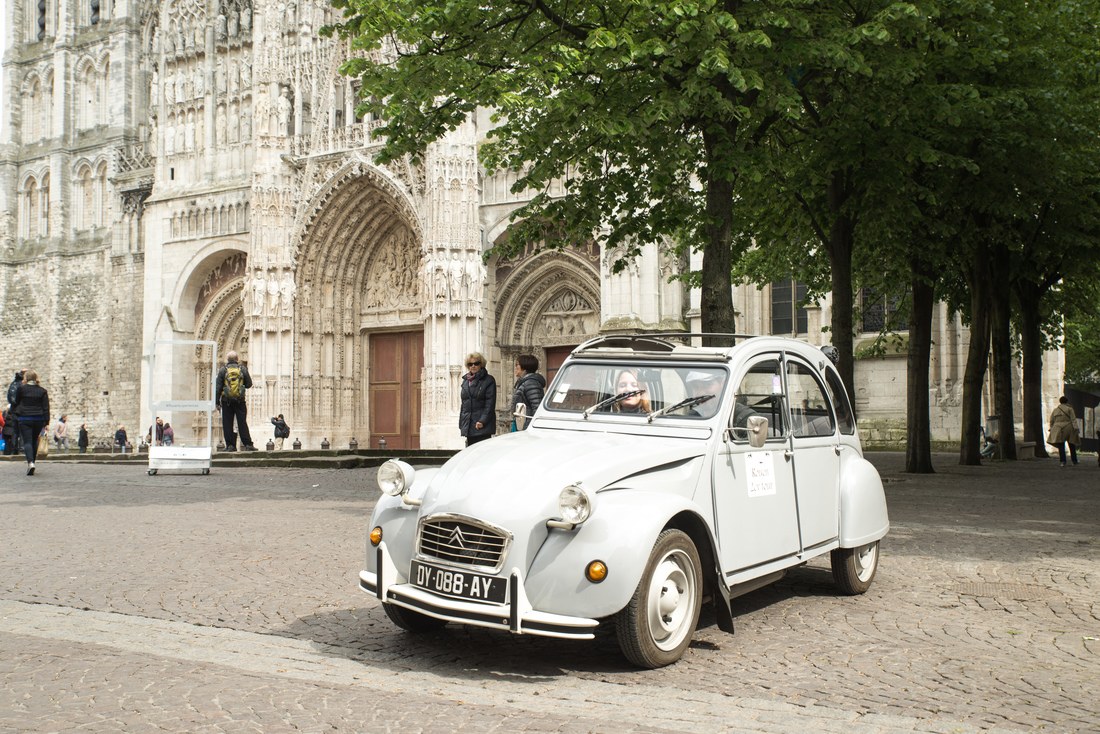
[360,541,599,640]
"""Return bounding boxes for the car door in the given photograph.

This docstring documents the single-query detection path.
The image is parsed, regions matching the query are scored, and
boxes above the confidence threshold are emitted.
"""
[785,355,840,551]
[712,355,801,577]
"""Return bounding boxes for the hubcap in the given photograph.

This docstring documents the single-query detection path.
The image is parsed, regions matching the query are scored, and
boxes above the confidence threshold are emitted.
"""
[855,543,877,582]
[647,549,696,651]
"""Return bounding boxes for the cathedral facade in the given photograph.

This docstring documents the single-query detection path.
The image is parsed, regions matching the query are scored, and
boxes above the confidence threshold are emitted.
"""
[1,0,1063,450]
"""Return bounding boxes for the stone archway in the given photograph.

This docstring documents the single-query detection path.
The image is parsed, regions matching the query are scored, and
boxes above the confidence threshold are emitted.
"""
[191,252,248,440]
[293,166,424,447]
[494,243,602,386]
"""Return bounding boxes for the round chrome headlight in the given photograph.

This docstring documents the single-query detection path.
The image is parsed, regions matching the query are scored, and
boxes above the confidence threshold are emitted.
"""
[558,484,593,525]
[377,459,415,496]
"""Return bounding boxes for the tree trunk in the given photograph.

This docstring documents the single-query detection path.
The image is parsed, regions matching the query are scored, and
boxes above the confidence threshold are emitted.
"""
[989,247,1017,460]
[1014,281,1049,458]
[825,173,856,408]
[700,130,737,343]
[960,243,992,465]
[905,257,935,473]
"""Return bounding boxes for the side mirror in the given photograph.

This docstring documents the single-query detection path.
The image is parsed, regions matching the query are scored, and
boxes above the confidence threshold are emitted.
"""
[724,415,769,447]
[746,415,769,448]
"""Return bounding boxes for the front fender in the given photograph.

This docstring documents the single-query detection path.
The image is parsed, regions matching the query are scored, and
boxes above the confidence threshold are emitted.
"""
[839,454,889,546]
[525,489,709,619]
[367,493,422,581]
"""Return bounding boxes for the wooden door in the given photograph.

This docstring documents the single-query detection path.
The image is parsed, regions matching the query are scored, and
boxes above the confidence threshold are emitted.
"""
[369,331,423,449]
[545,345,577,387]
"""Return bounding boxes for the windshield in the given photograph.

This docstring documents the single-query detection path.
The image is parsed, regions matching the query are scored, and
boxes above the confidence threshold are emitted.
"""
[545,363,728,419]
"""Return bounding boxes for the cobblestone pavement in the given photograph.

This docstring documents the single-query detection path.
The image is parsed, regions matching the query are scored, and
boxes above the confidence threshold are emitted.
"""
[1,452,1097,733]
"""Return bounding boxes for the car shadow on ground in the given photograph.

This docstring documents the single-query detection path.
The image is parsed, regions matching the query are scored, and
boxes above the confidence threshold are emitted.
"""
[280,563,844,678]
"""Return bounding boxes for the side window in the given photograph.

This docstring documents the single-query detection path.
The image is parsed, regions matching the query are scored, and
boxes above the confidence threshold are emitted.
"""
[787,361,836,438]
[823,367,856,435]
[731,359,786,438]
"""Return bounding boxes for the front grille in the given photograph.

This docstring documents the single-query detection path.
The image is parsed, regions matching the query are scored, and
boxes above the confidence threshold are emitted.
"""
[417,516,510,571]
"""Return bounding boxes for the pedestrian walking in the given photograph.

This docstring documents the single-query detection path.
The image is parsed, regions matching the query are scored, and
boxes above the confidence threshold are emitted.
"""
[6,370,24,454]
[511,354,545,430]
[459,351,496,446]
[54,415,70,451]
[215,350,256,451]
[78,423,89,453]
[270,413,290,449]
[11,369,50,475]
[162,422,174,446]
[115,425,128,453]
[1047,396,1079,467]
[1,405,15,455]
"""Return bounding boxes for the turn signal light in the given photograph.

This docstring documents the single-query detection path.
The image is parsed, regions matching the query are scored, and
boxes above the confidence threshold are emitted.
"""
[370,527,383,546]
[585,560,608,583]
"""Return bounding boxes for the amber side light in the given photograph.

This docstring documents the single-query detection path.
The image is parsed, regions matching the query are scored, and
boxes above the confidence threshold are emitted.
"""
[370,527,383,546]
[585,560,608,583]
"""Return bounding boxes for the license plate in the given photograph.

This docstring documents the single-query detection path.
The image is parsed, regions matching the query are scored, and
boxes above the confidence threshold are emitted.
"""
[410,560,507,604]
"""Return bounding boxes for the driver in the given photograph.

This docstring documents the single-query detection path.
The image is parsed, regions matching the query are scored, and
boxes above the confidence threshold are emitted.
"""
[685,372,724,418]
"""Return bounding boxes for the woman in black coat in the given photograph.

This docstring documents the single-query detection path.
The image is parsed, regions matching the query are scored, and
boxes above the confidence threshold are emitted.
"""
[459,351,496,446]
[78,424,90,453]
[12,369,50,475]
[511,354,546,430]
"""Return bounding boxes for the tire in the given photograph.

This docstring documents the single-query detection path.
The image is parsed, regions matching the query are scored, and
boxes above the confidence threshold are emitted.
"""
[831,541,879,595]
[201,468,210,475]
[148,469,157,476]
[383,602,448,632]
[615,529,702,669]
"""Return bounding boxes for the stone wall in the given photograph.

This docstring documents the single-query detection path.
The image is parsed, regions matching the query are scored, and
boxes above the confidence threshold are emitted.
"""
[0,248,143,445]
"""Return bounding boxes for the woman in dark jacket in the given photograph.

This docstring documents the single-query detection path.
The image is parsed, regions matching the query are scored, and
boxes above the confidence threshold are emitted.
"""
[1,407,16,455]
[459,351,496,446]
[511,354,546,430]
[12,369,50,475]
[78,423,90,453]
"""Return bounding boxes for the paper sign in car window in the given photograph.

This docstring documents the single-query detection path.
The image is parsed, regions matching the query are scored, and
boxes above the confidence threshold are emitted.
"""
[746,452,777,497]
[551,383,571,403]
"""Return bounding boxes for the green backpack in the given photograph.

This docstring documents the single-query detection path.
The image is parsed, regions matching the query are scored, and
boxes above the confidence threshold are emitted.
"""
[223,365,245,401]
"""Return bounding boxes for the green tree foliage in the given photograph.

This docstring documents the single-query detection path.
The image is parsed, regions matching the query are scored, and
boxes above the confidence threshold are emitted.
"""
[326,0,921,339]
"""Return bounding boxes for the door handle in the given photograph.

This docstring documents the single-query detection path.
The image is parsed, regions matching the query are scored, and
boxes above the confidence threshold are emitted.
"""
[784,450,794,461]
[834,444,841,455]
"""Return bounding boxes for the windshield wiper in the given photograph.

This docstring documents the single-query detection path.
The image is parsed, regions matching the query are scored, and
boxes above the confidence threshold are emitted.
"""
[647,394,714,422]
[583,389,647,419]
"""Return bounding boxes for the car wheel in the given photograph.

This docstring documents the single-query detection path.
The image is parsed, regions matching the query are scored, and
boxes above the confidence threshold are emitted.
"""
[615,529,702,669]
[383,602,448,632]
[831,541,879,595]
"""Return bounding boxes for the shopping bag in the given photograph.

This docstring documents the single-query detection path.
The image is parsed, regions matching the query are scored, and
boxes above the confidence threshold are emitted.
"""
[38,433,49,457]
[513,403,528,431]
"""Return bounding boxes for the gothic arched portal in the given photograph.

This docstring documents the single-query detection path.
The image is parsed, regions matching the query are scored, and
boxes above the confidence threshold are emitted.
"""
[494,243,602,399]
[293,165,424,448]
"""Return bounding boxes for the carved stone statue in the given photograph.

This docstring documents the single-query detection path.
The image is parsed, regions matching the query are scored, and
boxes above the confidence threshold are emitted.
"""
[275,87,291,136]
[267,274,280,314]
[251,274,266,315]
[279,273,296,318]
[216,13,227,43]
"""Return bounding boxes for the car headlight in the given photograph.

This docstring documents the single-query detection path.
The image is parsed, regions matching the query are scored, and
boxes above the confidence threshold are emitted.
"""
[558,483,593,525]
[377,459,415,496]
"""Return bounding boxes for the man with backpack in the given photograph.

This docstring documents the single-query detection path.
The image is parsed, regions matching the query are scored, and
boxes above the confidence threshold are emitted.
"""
[215,350,256,452]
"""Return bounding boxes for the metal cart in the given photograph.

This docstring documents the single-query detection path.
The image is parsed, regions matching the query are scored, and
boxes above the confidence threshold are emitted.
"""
[147,339,217,476]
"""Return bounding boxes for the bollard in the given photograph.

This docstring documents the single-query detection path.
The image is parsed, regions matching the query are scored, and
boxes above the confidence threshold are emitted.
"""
[378,436,387,450]
[292,437,301,450]
[266,438,275,451]
[349,437,358,450]
[321,437,330,450]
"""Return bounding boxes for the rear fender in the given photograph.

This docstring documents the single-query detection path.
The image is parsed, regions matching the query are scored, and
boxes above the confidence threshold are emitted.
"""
[838,454,890,546]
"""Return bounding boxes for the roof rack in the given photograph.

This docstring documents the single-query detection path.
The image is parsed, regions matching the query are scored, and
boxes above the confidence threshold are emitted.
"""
[568,333,763,363]
[574,333,760,351]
